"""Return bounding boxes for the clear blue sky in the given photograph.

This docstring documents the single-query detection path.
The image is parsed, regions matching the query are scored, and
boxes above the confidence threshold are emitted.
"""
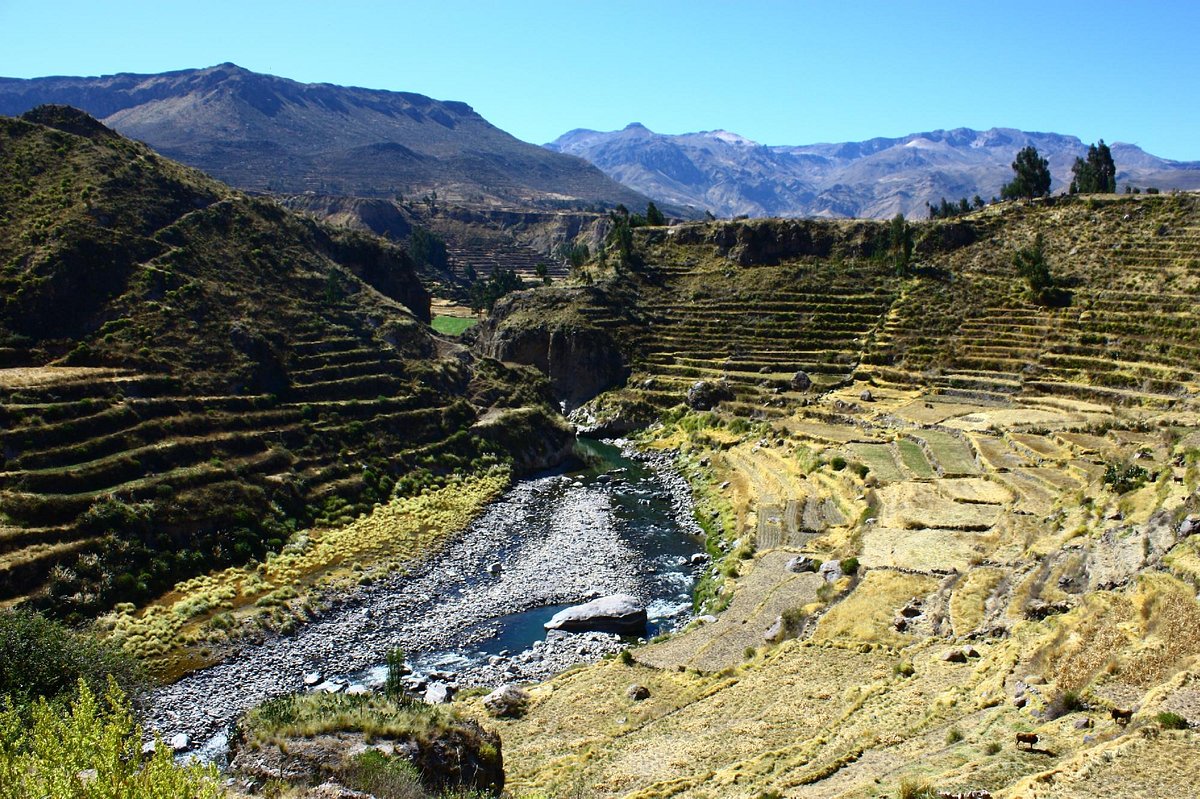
[3,0,1198,159]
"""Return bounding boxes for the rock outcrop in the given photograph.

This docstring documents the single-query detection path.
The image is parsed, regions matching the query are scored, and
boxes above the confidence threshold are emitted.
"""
[545,594,648,635]
[478,287,630,411]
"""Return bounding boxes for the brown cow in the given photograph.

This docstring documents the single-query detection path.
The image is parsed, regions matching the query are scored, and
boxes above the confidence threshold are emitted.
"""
[1111,707,1133,725]
[1016,732,1039,750]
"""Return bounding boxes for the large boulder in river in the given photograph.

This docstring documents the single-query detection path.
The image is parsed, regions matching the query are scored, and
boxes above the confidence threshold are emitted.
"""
[545,594,647,635]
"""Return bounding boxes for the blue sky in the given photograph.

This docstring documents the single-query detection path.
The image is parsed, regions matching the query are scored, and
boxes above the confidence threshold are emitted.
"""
[3,0,1198,159]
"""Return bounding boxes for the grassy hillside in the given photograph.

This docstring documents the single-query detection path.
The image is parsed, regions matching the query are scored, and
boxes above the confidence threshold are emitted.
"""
[0,107,570,639]
[469,194,1200,798]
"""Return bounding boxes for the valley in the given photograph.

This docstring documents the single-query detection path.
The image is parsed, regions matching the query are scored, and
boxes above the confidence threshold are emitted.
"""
[2,78,1199,799]
[461,191,1200,797]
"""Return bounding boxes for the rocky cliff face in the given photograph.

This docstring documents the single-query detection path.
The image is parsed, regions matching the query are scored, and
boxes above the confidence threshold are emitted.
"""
[477,288,629,412]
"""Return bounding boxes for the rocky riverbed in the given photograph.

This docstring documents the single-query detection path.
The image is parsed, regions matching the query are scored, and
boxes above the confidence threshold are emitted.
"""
[146,440,703,761]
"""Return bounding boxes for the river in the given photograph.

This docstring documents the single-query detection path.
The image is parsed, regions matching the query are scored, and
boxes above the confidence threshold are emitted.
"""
[147,439,703,761]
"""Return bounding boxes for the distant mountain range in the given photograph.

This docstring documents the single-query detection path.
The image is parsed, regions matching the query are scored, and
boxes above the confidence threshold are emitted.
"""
[547,123,1200,219]
[0,64,650,211]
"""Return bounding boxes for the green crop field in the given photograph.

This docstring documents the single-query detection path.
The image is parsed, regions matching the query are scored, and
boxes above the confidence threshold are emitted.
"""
[431,315,479,336]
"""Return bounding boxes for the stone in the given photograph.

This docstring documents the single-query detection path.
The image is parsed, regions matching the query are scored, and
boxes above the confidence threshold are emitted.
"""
[696,614,718,624]
[686,380,735,411]
[483,684,529,718]
[941,649,969,663]
[169,733,190,752]
[303,671,323,686]
[786,555,818,573]
[961,645,981,658]
[423,682,454,705]
[763,615,784,643]
[689,552,709,566]
[141,740,157,758]
[626,684,650,701]
[899,601,923,618]
[1180,514,1200,537]
[545,594,648,635]
[860,389,874,402]
[1074,716,1094,729]
[313,680,346,694]
[1013,695,1028,708]
[487,561,503,577]
[790,371,812,391]
[818,560,842,582]
[1025,599,1071,620]
[345,684,370,696]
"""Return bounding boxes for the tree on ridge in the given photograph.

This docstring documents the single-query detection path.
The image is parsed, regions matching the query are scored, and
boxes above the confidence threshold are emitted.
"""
[1001,146,1052,200]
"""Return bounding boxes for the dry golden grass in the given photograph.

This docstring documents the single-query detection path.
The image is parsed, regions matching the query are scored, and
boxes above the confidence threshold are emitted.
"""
[488,380,1200,798]
[813,570,938,648]
[99,469,510,670]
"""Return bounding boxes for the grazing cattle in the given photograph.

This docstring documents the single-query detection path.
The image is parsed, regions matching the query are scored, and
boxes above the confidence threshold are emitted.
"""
[1016,732,1039,750]
[1112,707,1133,725]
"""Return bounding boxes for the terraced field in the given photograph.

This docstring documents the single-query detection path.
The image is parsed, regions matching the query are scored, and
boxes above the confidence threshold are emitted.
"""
[0,108,566,636]
[471,193,1200,799]
[0,316,482,610]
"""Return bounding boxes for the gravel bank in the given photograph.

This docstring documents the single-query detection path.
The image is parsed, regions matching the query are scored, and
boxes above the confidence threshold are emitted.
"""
[146,442,701,759]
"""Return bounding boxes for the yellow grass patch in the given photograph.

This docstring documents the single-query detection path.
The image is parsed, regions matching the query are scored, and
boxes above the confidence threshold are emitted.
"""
[100,469,510,669]
[813,570,938,647]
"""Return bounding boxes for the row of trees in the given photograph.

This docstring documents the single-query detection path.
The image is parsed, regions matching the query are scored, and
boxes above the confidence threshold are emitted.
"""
[1001,140,1117,200]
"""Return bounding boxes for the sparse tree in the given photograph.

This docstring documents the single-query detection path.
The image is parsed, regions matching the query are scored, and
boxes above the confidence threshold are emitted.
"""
[535,262,550,285]
[1001,146,1052,200]
[889,213,913,276]
[646,201,666,226]
[1013,233,1068,306]
[1070,140,1116,194]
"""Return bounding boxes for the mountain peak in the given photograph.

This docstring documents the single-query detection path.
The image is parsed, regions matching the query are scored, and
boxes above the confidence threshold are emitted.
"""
[0,66,652,210]
[548,124,1200,219]
[704,129,758,146]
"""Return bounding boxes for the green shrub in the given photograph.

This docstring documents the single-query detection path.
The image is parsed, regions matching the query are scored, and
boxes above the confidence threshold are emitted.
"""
[743,646,756,660]
[1103,462,1149,494]
[619,649,634,666]
[945,727,963,744]
[984,741,1001,755]
[341,749,427,799]
[0,679,220,797]
[839,557,859,576]
[1157,711,1188,730]
[830,456,847,471]
[893,661,915,678]
[385,647,408,699]
[0,609,144,713]
[1046,690,1085,719]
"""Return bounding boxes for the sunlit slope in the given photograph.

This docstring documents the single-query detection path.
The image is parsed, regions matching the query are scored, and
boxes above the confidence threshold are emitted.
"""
[0,107,564,618]
[471,193,1200,798]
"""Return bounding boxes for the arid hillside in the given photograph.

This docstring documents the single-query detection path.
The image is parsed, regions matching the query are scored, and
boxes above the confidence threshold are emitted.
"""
[469,193,1200,798]
[0,107,570,636]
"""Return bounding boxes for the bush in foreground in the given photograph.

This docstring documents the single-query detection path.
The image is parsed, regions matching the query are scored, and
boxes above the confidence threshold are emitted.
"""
[0,609,144,713]
[0,679,220,799]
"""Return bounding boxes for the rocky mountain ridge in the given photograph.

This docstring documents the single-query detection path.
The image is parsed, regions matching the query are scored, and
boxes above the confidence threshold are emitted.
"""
[547,122,1200,219]
[0,64,651,211]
